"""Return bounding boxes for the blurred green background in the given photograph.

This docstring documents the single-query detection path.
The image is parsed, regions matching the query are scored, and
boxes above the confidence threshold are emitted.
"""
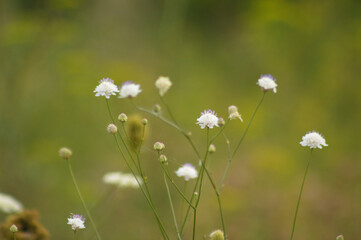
[1,0,361,239]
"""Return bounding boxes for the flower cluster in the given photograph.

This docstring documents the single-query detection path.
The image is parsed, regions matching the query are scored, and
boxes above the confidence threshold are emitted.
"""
[0,193,23,214]
[67,214,86,231]
[257,74,277,93]
[300,131,328,149]
[94,78,119,99]
[175,164,198,181]
[196,110,219,129]
[103,172,141,188]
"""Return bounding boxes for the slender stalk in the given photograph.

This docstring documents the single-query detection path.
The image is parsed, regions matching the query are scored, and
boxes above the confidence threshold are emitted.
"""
[160,95,179,125]
[66,159,102,240]
[162,169,181,240]
[181,182,187,217]
[231,92,266,159]
[12,233,16,240]
[289,150,313,240]
[216,195,227,238]
[218,133,231,193]
[73,231,77,240]
[113,135,169,240]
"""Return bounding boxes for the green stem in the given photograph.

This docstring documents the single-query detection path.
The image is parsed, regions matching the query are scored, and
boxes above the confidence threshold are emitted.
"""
[181,182,187,217]
[66,160,102,240]
[160,95,179,125]
[231,92,265,159]
[290,150,313,240]
[73,231,77,240]
[218,133,231,193]
[12,233,16,240]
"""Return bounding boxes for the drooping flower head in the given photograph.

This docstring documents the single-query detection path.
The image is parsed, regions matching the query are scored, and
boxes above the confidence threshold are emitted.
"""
[155,76,172,96]
[175,164,198,181]
[67,214,85,231]
[0,193,23,214]
[118,81,142,98]
[228,105,243,121]
[94,78,119,99]
[102,172,141,188]
[257,74,277,93]
[300,131,328,149]
[196,109,219,129]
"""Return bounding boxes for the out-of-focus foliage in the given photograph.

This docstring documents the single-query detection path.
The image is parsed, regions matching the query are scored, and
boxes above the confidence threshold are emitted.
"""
[0,0,360,239]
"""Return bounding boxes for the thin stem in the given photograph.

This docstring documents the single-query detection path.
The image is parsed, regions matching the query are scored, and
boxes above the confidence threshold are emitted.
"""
[66,159,102,240]
[162,168,181,240]
[218,133,231,193]
[231,92,265,159]
[181,182,187,217]
[73,231,77,240]
[290,150,313,240]
[160,95,179,125]
[12,233,16,240]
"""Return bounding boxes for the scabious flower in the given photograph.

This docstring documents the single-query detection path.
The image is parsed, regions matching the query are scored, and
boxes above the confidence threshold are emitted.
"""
[107,123,118,134]
[196,110,219,129]
[102,172,141,188]
[94,78,119,99]
[257,74,277,93]
[175,164,198,181]
[0,193,23,214]
[228,105,243,121]
[67,214,85,231]
[155,76,172,96]
[118,81,142,98]
[300,131,328,149]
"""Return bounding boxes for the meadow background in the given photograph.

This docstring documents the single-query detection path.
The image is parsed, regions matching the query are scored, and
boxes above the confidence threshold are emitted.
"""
[1,0,361,239]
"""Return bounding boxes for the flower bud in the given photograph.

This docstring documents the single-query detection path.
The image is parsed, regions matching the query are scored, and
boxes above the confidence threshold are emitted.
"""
[153,142,165,151]
[336,235,344,240]
[209,230,224,240]
[208,144,216,153]
[59,147,72,160]
[194,192,198,197]
[159,154,168,164]
[218,117,225,127]
[141,118,148,125]
[118,113,128,122]
[107,123,118,134]
[186,131,192,137]
[228,105,238,114]
[10,224,18,233]
[153,104,162,113]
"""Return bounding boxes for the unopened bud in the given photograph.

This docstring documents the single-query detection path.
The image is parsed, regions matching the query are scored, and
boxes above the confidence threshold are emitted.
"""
[208,144,216,153]
[159,154,168,164]
[10,224,18,233]
[141,118,148,125]
[118,113,128,122]
[187,131,192,137]
[107,123,118,134]
[218,117,225,127]
[194,192,198,197]
[59,147,72,160]
[336,235,344,240]
[153,141,165,151]
[209,230,224,240]
[228,105,238,114]
[153,104,162,113]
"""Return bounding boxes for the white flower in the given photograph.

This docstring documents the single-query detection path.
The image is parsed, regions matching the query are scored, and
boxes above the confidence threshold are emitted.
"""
[67,214,85,231]
[300,131,328,149]
[175,164,198,181]
[0,193,23,214]
[94,78,119,99]
[196,110,219,129]
[118,81,142,98]
[103,172,141,188]
[155,76,172,96]
[228,105,243,121]
[257,74,277,93]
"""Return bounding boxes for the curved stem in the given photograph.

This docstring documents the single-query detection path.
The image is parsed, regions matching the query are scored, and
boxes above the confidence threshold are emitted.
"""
[290,150,313,240]
[66,160,102,240]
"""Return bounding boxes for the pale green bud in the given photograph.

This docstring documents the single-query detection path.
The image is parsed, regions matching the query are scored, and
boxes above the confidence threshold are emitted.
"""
[228,105,238,114]
[154,141,165,151]
[141,118,148,125]
[209,230,224,240]
[159,154,168,164]
[59,147,72,159]
[153,104,162,113]
[107,123,118,134]
[10,224,18,233]
[118,113,128,122]
[208,144,216,153]
[218,117,225,127]
[336,235,344,240]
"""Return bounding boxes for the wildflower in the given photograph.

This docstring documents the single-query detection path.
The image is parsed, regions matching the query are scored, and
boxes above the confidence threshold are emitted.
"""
[155,76,172,96]
[196,110,219,129]
[208,144,216,153]
[159,154,168,164]
[154,141,165,151]
[257,74,277,93]
[228,105,243,121]
[336,235,344,240]
[9,225,18,233]
[119,81,142,98]
[175,164,198,181]
[59,147,72,160]
[300,131,328,149]
[118,113,128,122]
[107,123,118,134]
[94,78,119,99]
[141,118,148,125]
[0,193,23,214]
[67,214,85,231]
[0,210,50,240]
[102,172,141,188]
[209,230,224,240]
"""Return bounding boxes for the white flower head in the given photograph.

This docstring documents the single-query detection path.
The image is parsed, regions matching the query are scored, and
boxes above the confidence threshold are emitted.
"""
[228,105,243,121]
[94,78,119,99]
[300,131,328,149]
[67,214,85,231]
[155,76,172,96]
[103,172,141,188]
[196,109,219,129]
[0,193,23,214]
[257,74,277,93]
[118,81,142,98]
[175,164,198,181]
